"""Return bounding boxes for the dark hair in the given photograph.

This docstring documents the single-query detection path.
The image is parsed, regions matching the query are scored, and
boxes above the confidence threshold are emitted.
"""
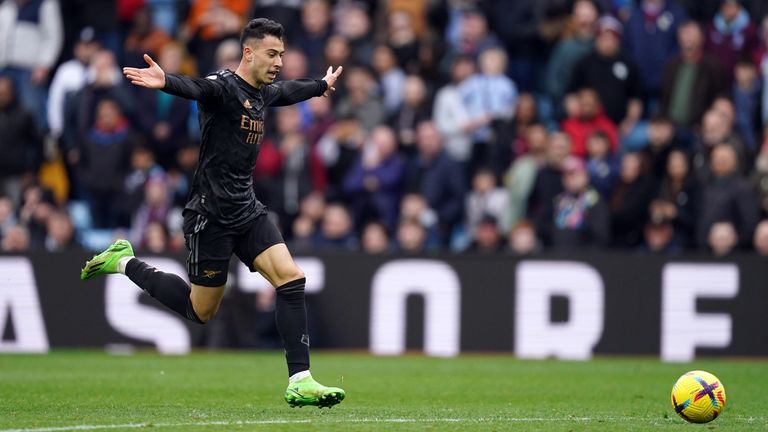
[240,18,284,46]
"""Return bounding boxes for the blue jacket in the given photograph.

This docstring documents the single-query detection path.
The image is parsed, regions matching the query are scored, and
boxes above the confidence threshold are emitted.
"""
[623,2,687,94]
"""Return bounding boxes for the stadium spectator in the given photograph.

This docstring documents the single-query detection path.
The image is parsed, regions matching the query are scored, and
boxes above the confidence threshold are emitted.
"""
[389,75,431,152]
[459,47,518,174]
[398,192,440,249]
[753,219,768,255]
[140,220,170,253]
[707,220,739,256]
[548,156,611,249]
[585,130,620,199]
[361,221,391,254]
[505,124,549,227]
[213,38,242,72]
[643,214,680,253]
[660,20,726,128]
[253,105,326,231]
[446,7,502,63]
[642,116,679,177]
[529,132,572,244]
[47,27,100,141]
[335,3,375,67]
[172,143,198,203]
[465,213,504,253]
[561,87,619,158]
[570,15,644,133]
[1,224,30,252]
[250,1,302,45]
[0,76,43,206]
[372,44,406,116]
[755,16,768,127]
[342,125,406,231]
[622,0,688,102]
[77,99,137,228]
[704,0,758,83]
[433,55,487,166]
[404,121,466,245]
[545,0,598,118]
[396,217,428,254]
[334,65,385,132]
[123,145,165,210]
[491,92,542,175]
[610,152,657,248]
[483,0,553,92]
[62,49,135,175]
[698,143,760,249]
[691,109,750,181]
[314,203,358,250]
[465,168,509,236]
[0,196,16,238]
[290,214,316,252]
[323,35,352,90]
[652,148,701,248]
[296,0,332,76]
[0,0,63,129]
[507,219,541,255]
[123,6,172,69]
[732,58,761,151]
[315,114,366,201]
[751,146,768,216]
[130,174,172,247]
[44,209,81,251]
[182,0,249,74]
[303,96,335,164]
[298,192,326,229]
[135,43,193,169]
[279,49,310,82]
[18,183,55,247]
[385,9,420,72]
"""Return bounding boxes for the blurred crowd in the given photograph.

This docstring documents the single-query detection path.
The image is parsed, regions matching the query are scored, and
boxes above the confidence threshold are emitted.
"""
[3,0,768,257]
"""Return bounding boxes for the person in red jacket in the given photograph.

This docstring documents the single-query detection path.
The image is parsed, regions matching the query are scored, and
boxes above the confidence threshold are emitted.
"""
[561,87,619,158]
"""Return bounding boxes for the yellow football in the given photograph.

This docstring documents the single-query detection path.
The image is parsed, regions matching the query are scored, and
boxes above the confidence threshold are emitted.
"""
[671,370,726,423]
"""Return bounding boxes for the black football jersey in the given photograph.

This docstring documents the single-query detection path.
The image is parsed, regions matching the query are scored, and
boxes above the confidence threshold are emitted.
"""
[162,70,327,228]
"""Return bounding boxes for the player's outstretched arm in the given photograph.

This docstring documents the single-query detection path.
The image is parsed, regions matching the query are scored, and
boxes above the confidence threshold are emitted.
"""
[123,54,166,89]
[267,66,343,107]
[321,66,343,97]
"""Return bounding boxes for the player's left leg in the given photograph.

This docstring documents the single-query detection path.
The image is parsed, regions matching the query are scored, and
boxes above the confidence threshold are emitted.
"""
[236,215,344,408]
[252,243,345,408]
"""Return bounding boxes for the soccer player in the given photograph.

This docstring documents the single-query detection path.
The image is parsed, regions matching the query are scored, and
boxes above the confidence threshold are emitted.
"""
[81,18,345,408]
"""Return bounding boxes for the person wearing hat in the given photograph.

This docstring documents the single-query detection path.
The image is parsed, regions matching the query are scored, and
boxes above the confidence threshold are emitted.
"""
[570,15,644,135]
[47,27,101,140]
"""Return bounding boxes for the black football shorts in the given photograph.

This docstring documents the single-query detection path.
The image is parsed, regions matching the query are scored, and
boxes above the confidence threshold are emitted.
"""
[183,211,284,287]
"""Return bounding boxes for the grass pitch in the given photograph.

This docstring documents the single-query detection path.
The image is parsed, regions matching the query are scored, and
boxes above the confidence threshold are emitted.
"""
[1,352,767,431]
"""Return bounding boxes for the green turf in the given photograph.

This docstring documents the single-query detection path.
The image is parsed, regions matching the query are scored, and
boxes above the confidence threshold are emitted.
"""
[0,352,767,431]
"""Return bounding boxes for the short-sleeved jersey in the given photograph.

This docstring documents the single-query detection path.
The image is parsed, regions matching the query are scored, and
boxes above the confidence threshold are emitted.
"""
[162,70,327,229]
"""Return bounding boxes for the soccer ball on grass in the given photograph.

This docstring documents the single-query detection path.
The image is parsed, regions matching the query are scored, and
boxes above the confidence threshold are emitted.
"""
[670,370,726,423]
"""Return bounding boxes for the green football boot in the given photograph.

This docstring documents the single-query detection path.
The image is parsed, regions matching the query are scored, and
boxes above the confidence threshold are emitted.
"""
[80,239,134,280]
[284,376,345,408]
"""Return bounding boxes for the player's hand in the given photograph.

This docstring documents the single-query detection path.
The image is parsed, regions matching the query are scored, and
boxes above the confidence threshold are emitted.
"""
[321,66,343,97]
[123,54,166,89]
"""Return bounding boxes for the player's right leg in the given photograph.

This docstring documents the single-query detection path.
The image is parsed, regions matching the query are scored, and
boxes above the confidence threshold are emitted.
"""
[80,213,232,324]
[80,238,205,323]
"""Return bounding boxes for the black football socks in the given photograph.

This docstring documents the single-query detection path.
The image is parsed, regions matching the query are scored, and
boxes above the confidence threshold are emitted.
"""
[124,258,203,323]
[275,277,311,376]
